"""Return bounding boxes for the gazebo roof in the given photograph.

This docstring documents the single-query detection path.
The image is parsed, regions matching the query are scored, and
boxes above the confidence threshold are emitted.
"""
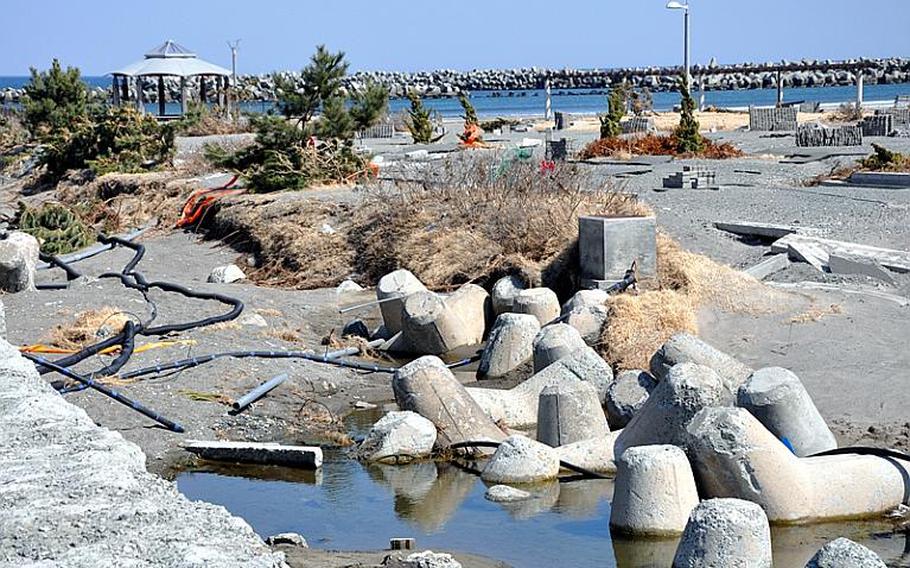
[111,40,230,78]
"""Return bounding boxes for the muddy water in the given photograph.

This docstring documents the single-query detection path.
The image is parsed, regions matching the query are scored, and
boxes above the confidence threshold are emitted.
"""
[176,413,910,568]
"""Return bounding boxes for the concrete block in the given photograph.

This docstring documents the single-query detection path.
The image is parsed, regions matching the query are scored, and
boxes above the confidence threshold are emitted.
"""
[554,432,621,474]
[606,370,657,429]
[491,275,526,315]
[579,215,657,282]
[0,231,39,293]
[672,498,772,568]
[847,171,910,189]
[444,283,491,344]
[614,362,732,457]
[828,252,896,284]
[771,233,910,273]
[207,264,246,283]
[611,445,700,536]
[389,537,415,551]
[183,440,323,469]
[377,269,427,335]
[687,407,910,523]
[477,313,539,380]
[468,346,614,428]
[744,253,791,280]
[796,123,863,147]
[560,289,609,345]
[393,356,505,450]
[650,333,753,395]
[749,106,798,132]
[481,435,560,484]
[805,538,887,568]
[512,287,560,325]
[536,379,610,447]
[714,221,802,240]
[737,367,837,457]
[359,410,437,464]
[532,323,586,372]
[402,291,472,355]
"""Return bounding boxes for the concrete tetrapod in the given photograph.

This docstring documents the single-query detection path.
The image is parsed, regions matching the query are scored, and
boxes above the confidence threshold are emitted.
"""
[477,313,540,380]
[377,269,427,335]
[554,431,622,474]
[402,291,474,355]
[444,283,491,345]
[467,346,614,428]
[737,367,837,457]
[650,333,753,394]
[393,356,505,450]
[560,289,609,345]
[481,435,561,484]
[605,370,657,429]
[686,406,910,523]
[532,323,587,372]
[359,410,437,464]
[610,445,700,537]
[613,362,732,458]
[805,537,887,568]
[0,231,39,293]
[536,379,610,447]
[491,275,526,315]
[512,287,561,325]
[672,498,773,568]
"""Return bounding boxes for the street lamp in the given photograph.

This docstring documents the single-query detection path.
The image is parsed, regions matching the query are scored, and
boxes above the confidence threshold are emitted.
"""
[666,1,690,93]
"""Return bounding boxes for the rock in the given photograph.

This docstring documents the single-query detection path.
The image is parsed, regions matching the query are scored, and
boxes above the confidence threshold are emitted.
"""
[443,283,491,345]
[336,279,364,293]
[512,287,560,325]
[611,445,700,536]
[342,319,371,339]
[477,313,540,379]
[560,289,609,345]
[359,411,437,463]
[532,323,586,372]
[207,264,246,284]
[0,231,39,292]
[481,435,561,484]
[491,275,526,315]
[672,498,772,568]
[265,532,308,547]
[402,291,473,355]
[377,269,427,335]
[737,367,837,457]
[536,379,610,447]
[614,362,732,457]
[484,484,532,503]
[606,370,657,429]
[238,313,268,327]
[650,333,753,394]
[805,538,887,568]
[393,356,505,449]
[403,550,462,568]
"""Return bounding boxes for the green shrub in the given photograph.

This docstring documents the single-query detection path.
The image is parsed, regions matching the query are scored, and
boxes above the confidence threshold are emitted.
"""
[17,202,93,255]
[599,84,627,139]
[349,82,389,132]
[459,93,479,126]
[674,78,704,154]
[405,91,435,144]
[23,59,89,135]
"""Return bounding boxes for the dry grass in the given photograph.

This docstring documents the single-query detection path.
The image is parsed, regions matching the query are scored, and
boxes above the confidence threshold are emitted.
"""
[787,303,843,324]
[49,307,131,350]
[601,290,698,370]
[264,327,305,344]
[579,134,744,160]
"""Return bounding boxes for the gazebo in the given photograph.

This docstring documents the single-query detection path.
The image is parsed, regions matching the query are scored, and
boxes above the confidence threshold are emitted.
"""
[110,40,232,118]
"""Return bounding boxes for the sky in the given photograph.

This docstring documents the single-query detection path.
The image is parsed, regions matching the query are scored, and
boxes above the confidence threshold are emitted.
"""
[1,0,908,76]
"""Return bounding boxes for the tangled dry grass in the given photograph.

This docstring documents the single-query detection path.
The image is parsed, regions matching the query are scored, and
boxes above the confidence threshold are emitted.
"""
[49,307,131,350]
[579,134,744,160]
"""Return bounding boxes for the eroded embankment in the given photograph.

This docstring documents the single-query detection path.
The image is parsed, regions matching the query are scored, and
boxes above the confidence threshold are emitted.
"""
[0,338,285,568]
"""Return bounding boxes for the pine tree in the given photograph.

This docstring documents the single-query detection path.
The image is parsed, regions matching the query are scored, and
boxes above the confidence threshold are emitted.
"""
[459,93,478,126]
[23,59,88,135]
[349,81,389,131]
[599,84,627,139]
[316,96,355,140]
[406,91,435,144]
[674,78,704,154]
[275,45,348,126]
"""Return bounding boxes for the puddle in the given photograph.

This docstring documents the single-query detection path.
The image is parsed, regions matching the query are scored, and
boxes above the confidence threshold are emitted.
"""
[177,414,910,568]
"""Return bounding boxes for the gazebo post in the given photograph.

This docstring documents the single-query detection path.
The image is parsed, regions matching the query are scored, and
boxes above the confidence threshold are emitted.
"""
[136,77,144,113]
[112,76,121,106]
[223,76,232,116]
[120,76,129,103]
[180,77,188,115]
[157,76,166,116]
[199,76,207,105]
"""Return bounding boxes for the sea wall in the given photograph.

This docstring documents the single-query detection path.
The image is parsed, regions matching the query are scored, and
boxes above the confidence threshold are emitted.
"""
[0,338,285,567]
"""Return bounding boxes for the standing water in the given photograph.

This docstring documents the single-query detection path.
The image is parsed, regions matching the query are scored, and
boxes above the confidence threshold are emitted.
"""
[176,412,910,568]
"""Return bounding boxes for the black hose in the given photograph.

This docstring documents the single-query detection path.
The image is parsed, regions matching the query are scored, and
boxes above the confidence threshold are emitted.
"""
[39,251,83,281]
[808,446,910,463]
[448,440,611,480]
[60,321,139,394]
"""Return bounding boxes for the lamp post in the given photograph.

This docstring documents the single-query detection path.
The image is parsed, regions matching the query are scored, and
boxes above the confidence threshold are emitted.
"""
[666,1,690,93]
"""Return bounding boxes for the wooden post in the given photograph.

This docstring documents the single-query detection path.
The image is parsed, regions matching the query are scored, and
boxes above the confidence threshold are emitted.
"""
[180,76,187,115]
[136,77,144,113]
[120,75,129,103]
[157,76,166,116]
[112,76,120,106]
[856,70,864,112]
[199,75,207,104]
[776,70,784,108]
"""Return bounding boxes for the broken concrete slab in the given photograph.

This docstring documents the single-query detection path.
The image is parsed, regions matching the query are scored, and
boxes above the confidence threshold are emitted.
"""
[787,240,829,272]
[183,440,323,469]
[771,234,910,273]
[744,253,791,280]
[714,221,804,240]
[828,252,897,284]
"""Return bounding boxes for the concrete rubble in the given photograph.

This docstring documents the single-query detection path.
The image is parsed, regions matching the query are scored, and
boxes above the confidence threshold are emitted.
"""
[359,410,437,463]
[476,313,539,379]
[0,231,39,293]
[0,339,284,567]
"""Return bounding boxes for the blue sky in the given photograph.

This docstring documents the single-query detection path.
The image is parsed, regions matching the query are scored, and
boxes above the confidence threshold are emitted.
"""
[1,0,908,75]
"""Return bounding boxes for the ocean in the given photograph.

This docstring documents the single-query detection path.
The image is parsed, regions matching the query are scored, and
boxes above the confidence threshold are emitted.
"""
[2,76,909,118]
